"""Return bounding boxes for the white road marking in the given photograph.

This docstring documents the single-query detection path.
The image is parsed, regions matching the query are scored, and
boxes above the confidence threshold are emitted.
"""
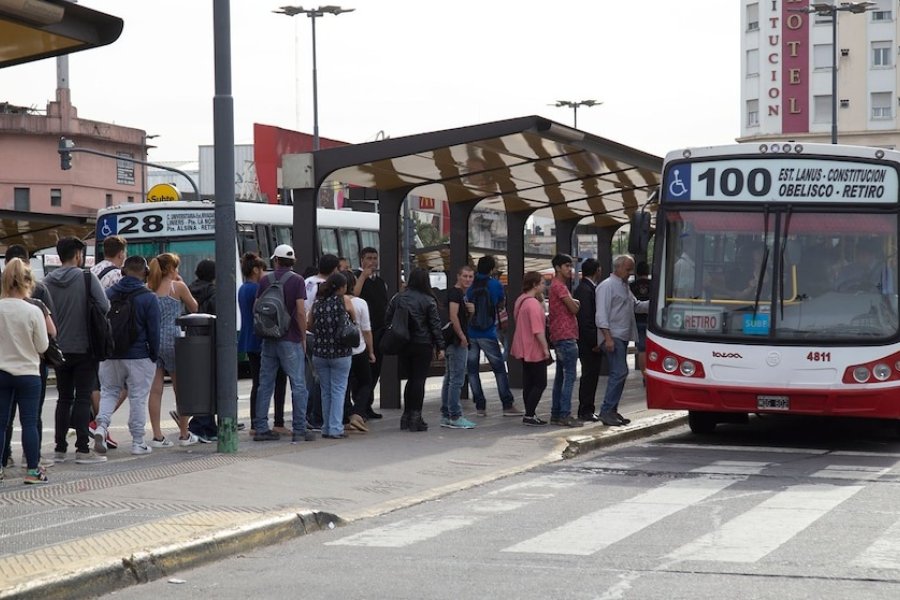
[809,464,891,481]
[669,484,863,563]
[690,460,771,476]
[502,477,737,556]
[854,519,900,569]
[647,443,827,455]
[326,515,476,548]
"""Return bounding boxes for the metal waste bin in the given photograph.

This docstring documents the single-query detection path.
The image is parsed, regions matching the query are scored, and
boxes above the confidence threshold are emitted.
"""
[174,313,216,416]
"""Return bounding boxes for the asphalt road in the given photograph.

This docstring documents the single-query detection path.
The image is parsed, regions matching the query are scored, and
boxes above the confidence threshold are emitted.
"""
[105,415,900,600]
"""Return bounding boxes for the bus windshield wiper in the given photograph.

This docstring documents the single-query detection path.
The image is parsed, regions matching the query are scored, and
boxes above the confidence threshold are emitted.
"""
[753,206,771,317]
[778,206,793,319]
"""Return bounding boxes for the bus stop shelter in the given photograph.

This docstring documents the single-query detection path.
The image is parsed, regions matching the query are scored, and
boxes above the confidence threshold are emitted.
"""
[283,115,662,407]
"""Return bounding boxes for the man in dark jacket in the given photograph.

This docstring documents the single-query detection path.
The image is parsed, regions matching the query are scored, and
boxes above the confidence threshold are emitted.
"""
[189,259,216,314]
[574,258,603,422]
[92,256,160,456]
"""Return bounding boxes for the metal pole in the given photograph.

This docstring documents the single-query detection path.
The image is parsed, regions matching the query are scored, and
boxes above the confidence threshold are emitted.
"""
[403,196,411,284]
[831,8,838,144]
[311,13,320,151]
[573,105,578,129]
[213,0,238,453]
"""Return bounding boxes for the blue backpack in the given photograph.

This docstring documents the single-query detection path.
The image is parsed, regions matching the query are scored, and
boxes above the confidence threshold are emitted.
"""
[469,278,496,332]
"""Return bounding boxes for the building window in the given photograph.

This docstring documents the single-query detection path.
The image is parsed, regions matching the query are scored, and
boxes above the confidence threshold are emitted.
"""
[873,41,892,67]
[746,49,759,76]
[746,2,759,31]
[127,196,135,203]
[814,95,833,123]
[872,10,892,22]
[872,92,892,119]
[105,193,113,208]
[814,44,833,70]
[746,99,759,127]
[14,187,30,211]
[50,188,61,207]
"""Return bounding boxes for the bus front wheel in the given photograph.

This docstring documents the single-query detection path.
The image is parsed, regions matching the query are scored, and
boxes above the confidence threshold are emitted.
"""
[688,411,718,434]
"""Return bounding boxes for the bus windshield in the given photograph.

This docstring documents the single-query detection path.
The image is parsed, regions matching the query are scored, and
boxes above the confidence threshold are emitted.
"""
[658,209,899,342]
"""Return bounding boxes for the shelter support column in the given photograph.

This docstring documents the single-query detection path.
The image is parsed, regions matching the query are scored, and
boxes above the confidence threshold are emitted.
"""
[292,187,318,271]
[555,217,581,257]
[596,226,618,278]
[504,209,535,389]
[449,198,481,271]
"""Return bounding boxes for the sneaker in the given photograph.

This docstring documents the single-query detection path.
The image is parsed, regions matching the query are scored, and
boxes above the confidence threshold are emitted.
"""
[440,416,452,428]
[148,436,173,448]
[348,414,369,432]
[556,415,584,428]
[24,468,48,484]
[74,451,107,464]
[178,432,200,446]
[53,451,67,463]
[105,432,119,450]
[197,434,217,444]
[291,430,317,443]
[503,405,525,417]
[93,426,108,454]
[131,443,152,455]
[615,413,632,425]
[237,422,246,431]
[475,408,487,417]
[308,424,323,432]
[523,415,548,426]
[88,420,97,436]
[447,417,476,429]
[253,430,280,442]
[549,417,562,425]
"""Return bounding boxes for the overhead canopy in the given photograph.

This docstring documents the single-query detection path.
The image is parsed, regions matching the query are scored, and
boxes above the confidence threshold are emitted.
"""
[0,210,94,252]
[0,0,122,68]
[312,115,662,228]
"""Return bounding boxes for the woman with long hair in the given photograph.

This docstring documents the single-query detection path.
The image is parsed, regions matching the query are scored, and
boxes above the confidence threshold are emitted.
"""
[146,253,199,447]
[308,272,355,439]
[510,271,551,426]
[385,268,445,432]
[0,258,50,483]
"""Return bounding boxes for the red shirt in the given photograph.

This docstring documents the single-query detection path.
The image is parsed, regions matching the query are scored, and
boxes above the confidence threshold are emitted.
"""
[548,278,578,342]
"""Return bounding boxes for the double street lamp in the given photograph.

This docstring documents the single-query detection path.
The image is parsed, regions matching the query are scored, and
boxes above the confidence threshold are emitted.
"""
[795,2,874,144]
[551,99,601,128]
[274,5,354,151]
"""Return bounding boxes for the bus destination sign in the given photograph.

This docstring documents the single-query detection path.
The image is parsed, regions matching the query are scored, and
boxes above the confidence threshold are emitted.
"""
[97,210,215,240]
[663,158,899,203]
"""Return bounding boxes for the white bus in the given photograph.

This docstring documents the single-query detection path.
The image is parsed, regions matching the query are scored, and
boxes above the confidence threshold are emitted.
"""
[642,142,900,434]
[95,200,380,281]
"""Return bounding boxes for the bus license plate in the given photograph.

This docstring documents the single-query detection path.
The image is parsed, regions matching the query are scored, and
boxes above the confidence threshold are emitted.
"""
[757,395,790,410]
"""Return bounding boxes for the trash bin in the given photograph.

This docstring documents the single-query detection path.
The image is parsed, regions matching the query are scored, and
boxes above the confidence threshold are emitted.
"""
[174,313,216,416]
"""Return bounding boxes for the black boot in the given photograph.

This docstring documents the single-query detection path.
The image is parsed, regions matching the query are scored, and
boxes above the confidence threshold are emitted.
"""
[400,412,410,431]
[409,411,428,432]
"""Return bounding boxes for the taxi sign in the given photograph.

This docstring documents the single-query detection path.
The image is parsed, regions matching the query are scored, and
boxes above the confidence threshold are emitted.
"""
[146,183,181,203]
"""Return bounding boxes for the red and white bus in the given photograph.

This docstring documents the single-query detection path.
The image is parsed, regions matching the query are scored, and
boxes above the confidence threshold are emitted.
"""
[644,142,900,433]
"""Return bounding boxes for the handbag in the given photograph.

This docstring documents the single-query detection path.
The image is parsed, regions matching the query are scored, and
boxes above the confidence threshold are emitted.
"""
[43,336,65,368]
[380,296,410,355]
[339,311,361,348]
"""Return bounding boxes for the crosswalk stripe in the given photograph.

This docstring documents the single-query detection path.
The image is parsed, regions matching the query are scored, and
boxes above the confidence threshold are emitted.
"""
[648,443,827,455]
[326,516,476,548]
[810,465,891,481]
[854,519,900,569]
[502,477,737,556]
[669,484,863,563]
[690,460,771,476]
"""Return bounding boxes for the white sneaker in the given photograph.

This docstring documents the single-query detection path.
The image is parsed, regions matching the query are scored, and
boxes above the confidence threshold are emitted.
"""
[178,432,199,447]
[131,443,152,455]
[74,451,108,464]
[93,426,108,454]
[148,436,174,448]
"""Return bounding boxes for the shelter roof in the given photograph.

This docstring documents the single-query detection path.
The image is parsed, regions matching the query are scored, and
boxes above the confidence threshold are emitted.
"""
[0,210,94,252]
[312,115,662,228]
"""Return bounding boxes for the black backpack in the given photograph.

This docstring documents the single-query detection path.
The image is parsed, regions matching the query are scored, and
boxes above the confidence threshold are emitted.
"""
[83,271,115,361]
[468,278,496,332]
[108,288,152,358]
[253,271,294,339]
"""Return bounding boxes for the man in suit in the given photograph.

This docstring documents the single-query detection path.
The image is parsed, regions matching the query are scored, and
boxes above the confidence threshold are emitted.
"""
[574,258,603,422]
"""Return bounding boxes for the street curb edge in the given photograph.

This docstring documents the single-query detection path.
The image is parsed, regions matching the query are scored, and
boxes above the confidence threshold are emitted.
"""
[562,412,688,459]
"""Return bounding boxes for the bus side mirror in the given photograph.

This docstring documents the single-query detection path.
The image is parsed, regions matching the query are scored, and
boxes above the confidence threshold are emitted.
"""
[628,212,651,255]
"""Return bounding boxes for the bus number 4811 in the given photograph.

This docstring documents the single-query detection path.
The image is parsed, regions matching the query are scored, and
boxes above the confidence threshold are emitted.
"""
[807,351,832,362]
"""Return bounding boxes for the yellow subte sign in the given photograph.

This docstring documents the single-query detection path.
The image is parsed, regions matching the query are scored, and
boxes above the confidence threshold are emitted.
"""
[146,183,181,203]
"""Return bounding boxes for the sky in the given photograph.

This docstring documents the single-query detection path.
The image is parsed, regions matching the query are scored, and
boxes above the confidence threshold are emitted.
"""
[0,0,740,162]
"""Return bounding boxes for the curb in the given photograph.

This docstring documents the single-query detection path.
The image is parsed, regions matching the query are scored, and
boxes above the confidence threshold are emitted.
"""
[1,510,342,600]
[562,412,688,459]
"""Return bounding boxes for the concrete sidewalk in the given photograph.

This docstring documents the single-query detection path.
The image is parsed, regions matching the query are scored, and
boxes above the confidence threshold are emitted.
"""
[0,369,685,600]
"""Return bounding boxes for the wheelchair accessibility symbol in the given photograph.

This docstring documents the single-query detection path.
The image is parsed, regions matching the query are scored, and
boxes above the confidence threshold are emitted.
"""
[98,216,116,238]
[665,164,691,200]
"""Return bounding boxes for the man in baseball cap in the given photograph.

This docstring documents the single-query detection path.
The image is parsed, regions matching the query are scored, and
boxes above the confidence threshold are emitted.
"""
[271,244,295,261]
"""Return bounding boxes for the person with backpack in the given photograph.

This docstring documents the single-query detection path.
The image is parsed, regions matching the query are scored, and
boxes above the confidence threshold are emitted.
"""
[92,256,160,456]
[252,244,315,443]
[44,237,110,465]
[465,255,522,417]
[189,259,217,315]
[303,254,340,431]
[146,253,199,447]
[440,265,476,429]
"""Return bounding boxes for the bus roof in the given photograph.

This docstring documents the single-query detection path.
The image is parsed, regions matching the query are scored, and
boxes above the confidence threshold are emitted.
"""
[664,142,900,163]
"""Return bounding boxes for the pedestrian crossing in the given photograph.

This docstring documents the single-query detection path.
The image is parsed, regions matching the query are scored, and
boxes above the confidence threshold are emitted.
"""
[326,444,900,572]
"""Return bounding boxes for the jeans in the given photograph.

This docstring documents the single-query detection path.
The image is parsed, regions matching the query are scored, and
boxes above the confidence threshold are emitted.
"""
[247,352,286,425]
[54,353,98,454]
[0,371,41,470]
[399,343,433,413]
[255,339,309,435]
[600,338,629,416]
[441,343,468,419]
[466,337,514,410]
[522,360,547,417]
[97,358,156,446]
[3,361,46,465]
[551,339,578,419]
[312,355,352,437]
[577,341,603,418]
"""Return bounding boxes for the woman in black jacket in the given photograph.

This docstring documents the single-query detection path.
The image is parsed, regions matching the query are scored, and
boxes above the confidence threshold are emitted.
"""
[385,268,445,432]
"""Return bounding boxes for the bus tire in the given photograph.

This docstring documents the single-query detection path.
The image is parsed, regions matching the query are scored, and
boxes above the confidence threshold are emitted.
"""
[688,411,718,434]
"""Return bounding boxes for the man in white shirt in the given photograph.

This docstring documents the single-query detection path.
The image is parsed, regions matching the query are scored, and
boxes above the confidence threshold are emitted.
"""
[91,235,127,291]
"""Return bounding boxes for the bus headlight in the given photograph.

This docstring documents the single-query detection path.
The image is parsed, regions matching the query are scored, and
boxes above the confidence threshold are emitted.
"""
[662,356,678,373]
[873,363,891,381]
[853,366,871,383]
[680,361,697,377]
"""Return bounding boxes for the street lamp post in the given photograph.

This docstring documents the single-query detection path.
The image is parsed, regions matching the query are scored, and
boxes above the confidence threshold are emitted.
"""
[274,5,354,151]
[798,2,874,144]
[551,99,601,128]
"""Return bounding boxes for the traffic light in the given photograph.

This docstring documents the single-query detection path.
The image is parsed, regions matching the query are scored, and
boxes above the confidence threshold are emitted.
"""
[59,137,73,170]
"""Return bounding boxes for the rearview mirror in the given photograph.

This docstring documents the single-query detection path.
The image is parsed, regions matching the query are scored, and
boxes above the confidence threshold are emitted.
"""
[628,212,651,255]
